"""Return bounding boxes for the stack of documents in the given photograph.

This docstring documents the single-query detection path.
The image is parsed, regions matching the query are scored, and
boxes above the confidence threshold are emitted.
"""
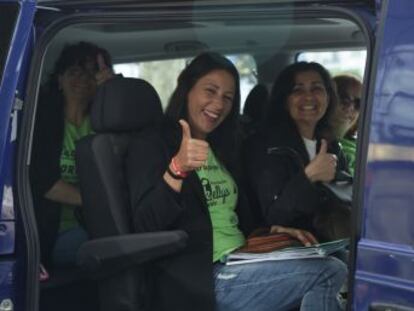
[225,239,349,265]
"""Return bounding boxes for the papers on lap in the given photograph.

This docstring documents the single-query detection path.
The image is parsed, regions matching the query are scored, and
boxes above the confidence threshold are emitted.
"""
[225,239,349,265]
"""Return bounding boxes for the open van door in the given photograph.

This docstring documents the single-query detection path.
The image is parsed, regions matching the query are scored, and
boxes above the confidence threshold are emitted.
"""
[0,1,37,311]
[353,0,414,310]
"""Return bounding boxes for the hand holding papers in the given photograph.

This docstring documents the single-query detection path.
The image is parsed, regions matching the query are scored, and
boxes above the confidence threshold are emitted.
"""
[225,239,349,265]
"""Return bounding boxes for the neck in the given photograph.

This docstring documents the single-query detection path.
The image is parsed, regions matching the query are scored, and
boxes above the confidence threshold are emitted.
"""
[334,127,348,139]
[64,98,88,126]
[193,132,207,140]
[296,122,315,140]
[191,128,207,140]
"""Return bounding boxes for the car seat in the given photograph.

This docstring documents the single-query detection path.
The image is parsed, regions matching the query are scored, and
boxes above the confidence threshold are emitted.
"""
[240,84,268,138]
[75,77,187,311]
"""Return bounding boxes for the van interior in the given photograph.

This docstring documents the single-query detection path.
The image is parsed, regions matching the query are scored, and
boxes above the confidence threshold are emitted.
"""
[25,2,372,310]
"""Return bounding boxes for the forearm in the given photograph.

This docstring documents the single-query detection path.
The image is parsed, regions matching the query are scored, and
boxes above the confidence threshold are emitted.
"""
[44,179,81,206]
[133,178,184,232]
[261,171,320,225]
[163,168,184,193]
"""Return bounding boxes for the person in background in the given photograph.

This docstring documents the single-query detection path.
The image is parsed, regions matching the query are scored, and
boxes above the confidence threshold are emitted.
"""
[30,41,113,268]
[244,62,350,242]
[126,52,347,311]
[331,74,362,176]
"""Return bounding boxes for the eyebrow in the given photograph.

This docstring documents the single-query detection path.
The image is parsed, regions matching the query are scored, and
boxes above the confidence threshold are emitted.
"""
[294,81,324,85]
[203,81,235,96]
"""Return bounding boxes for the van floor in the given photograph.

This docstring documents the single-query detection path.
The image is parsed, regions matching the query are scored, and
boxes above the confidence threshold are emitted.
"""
[40,267,99,311]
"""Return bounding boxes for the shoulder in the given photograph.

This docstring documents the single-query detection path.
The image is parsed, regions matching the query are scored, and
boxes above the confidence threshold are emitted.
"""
[129,119,180,160]
[340,138,357,149]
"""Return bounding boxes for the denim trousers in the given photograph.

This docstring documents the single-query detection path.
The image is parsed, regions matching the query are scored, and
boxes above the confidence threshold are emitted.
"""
[214,257,347,311]
[52,226,88,267]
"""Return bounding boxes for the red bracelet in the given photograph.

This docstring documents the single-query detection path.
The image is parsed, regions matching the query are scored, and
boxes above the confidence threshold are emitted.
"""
[171,157,188,178]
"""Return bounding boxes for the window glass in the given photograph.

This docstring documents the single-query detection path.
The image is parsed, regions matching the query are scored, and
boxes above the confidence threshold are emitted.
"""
[114,54,257,112]
[0,3,19,86]
[297,50,367,79]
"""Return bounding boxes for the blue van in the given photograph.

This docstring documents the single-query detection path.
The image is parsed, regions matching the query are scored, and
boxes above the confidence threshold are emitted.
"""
[0,0,413,310]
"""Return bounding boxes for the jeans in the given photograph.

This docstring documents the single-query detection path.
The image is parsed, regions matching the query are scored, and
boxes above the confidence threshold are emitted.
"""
[52,226,88,267]
[214,257,347,311]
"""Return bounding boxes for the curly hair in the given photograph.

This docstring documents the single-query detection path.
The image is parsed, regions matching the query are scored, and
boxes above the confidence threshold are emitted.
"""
[46,41,112,93]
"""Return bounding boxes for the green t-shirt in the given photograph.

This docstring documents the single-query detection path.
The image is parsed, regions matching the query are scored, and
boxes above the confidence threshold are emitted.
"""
[196,149,245,262]
[59,117,93,231]
[339,138,356,176]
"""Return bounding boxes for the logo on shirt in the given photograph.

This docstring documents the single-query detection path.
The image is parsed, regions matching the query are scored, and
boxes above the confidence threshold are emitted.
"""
[200,178,231,205]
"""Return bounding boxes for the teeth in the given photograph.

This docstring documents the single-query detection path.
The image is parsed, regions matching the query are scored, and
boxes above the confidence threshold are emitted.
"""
[301,105,316,111]
[204,110,219,119]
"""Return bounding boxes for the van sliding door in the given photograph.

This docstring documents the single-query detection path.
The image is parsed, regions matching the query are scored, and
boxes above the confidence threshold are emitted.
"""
[354,1,414,310]
[0,1,37,311]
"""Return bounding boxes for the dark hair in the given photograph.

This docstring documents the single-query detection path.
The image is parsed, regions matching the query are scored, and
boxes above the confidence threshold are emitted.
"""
[165,52,241,169]
[266,61,338,141]
[333,74,362,139]
[46,41,112,93]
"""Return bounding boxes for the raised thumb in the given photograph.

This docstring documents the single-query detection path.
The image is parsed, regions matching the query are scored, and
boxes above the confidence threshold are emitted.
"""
[96,54,107,71]
[179,119,192,140]
[318,139,328,155]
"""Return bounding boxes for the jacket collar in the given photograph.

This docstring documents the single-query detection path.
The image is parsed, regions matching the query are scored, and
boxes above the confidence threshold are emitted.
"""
[264,123,312,165]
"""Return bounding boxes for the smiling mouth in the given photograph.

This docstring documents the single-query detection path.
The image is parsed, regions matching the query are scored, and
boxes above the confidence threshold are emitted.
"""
[299,104,317,112]
[203,109,220,120]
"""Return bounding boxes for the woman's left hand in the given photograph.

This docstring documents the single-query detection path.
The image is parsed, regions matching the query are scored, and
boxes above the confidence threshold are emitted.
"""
[95,54,114,85]
[270,225,318,247]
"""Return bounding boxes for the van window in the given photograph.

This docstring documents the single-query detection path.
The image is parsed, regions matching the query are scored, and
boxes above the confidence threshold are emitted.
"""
[113,54,257,111]
[297,50,367,78]
[0,3,19,85]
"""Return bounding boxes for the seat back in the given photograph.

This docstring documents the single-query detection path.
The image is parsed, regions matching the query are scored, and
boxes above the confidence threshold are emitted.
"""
[243,83,268,124]
[77,77,162,238]
[76,77,163,311]
[240,84,268,138]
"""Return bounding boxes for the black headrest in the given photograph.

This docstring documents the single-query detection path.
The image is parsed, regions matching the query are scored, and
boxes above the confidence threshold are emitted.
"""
[243,84,268,121]
[91,77,163,132]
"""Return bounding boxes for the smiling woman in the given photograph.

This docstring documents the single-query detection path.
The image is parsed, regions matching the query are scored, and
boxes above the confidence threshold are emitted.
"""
[243,61,351,242]
[186,69,235,139]
[124,52,347,311]
[30,42,113,268]
[287,70,329,140]
[330,74,363,175]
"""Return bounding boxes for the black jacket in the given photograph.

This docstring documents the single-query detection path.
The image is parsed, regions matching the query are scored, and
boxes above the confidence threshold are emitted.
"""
[30,89,65,267]
[126,120,254,311]
[243,123,348,235]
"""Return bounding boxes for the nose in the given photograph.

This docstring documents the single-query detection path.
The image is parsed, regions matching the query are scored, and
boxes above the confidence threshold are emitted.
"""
[341,101,356,113]
[211,94,226,110]
[304,88,314,100]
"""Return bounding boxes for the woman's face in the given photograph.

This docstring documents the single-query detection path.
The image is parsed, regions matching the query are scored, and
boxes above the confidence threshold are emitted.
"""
[59,61,97,103]
[187,69,235,139]
[287,70,329,131]
[332,83,362,136]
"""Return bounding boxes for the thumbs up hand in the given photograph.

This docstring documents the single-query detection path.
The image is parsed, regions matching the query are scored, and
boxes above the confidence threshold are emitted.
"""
[304,139,337,183]
[95,54,114,85]
[173,119,209,173]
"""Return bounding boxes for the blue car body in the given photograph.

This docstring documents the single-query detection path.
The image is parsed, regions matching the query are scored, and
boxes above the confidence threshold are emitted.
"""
[0,0,414,310]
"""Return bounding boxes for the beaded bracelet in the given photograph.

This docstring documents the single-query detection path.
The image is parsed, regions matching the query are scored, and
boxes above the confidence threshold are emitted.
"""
[167,157,188,179]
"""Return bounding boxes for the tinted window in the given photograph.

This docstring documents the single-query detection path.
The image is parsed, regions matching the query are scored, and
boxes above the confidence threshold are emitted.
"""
[297,50,367,78]
[114,54,257,111]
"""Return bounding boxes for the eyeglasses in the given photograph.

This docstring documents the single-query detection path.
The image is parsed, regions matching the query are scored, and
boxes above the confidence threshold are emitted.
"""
[339,95,361,110]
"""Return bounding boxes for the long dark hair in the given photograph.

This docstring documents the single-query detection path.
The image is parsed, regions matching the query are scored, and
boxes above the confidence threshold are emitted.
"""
[165,52,241,169]
[266,61,337,141]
